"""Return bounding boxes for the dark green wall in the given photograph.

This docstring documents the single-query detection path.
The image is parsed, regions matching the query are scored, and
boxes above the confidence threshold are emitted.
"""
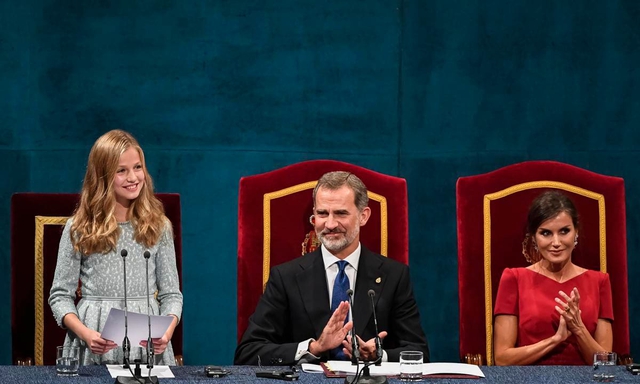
[2,1,638,365]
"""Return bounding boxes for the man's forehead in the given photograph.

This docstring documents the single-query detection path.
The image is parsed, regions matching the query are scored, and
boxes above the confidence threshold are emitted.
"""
[315,185,355,199]
[314,187,356,208]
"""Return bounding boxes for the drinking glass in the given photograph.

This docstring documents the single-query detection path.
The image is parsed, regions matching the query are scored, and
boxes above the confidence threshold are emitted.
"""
[399,350,423,381]
[56,346,80,376]
[593,351,617,382]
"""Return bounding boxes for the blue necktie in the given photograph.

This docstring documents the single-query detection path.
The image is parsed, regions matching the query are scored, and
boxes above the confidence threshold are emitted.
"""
[330,260,350,360]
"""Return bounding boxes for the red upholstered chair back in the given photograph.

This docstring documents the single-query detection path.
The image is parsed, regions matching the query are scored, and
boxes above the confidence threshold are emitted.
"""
[10,193,183,365]
[237,160,409,342]
[456,161,629,365]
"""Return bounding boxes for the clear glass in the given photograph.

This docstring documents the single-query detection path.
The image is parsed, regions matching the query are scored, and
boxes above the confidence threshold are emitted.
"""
[56,346,80,376]
[593,351,617,382]
[399,350,423,381]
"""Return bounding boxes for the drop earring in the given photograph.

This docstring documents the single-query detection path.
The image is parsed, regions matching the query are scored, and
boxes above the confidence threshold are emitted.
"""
[574,233,578,247]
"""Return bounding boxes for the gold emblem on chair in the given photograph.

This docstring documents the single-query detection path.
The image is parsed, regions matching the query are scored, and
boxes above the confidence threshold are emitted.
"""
[301,214,321,255]
[302,230,321,255]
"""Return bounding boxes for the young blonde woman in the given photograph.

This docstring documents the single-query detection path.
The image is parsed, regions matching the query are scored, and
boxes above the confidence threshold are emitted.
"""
[49,129,183,366]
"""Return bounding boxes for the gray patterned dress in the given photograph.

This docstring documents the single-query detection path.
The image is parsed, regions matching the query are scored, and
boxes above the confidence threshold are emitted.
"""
[49,218,183,366]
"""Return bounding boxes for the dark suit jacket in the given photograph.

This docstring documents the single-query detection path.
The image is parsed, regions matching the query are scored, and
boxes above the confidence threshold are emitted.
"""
[234,246,429,365]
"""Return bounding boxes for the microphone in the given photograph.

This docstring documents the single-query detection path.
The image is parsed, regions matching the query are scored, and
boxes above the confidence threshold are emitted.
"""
[143,251,155,372]
[346,289,360,365]
[115,249,151,383]
[116,251,158,384]
[121,249,131,368]
[367,290,383,364]
[346,291,387,384]
[344,290,388,384]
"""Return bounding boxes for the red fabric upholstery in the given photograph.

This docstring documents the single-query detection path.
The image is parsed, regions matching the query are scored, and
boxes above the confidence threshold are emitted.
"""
[237,160,409,342]
[456,161,629,365]
[10,193,183,365]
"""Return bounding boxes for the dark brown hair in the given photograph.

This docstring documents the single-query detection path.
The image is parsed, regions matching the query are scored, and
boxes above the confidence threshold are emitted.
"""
[527,190,580,236]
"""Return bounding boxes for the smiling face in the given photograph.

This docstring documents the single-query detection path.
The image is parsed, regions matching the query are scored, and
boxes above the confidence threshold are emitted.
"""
[113,146,145,209]
[313,185,371,259]
[534,211,577,267]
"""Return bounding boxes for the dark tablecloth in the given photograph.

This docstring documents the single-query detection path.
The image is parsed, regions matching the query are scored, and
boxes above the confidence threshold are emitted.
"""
[0,365,636,383]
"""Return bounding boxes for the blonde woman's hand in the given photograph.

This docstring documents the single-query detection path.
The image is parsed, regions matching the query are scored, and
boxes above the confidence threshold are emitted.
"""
[82,329,117,355]
[140,334,171,354]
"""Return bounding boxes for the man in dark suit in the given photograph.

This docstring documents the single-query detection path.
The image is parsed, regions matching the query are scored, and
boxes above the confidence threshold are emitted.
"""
[234,171,429,365]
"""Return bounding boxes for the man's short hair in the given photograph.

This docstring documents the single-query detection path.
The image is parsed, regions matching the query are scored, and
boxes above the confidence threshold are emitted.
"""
[313,171,369,211]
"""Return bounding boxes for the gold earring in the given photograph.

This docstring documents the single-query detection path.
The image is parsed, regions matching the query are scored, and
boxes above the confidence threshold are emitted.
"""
[522,234,537,264]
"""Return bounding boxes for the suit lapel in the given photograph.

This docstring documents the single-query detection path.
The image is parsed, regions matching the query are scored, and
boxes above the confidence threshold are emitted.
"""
[296,250,331,337]
[353,247,386,336]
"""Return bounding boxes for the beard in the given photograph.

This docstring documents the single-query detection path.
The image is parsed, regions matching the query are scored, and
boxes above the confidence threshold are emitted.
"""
[317,225,360,253]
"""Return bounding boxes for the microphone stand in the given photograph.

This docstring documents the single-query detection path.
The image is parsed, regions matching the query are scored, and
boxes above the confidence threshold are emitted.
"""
[345,290,389,384]
[346,289,360,365]
[115,250,137,384]
[121,250,131,368]
[368,290,383,366]
[345,289,361,384]
[351,290,387,384]
[143,251,158,383]
[115,250,157,384]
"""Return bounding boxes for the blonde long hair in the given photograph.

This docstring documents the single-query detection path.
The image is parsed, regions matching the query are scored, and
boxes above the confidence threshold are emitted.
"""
[71,129,167,255]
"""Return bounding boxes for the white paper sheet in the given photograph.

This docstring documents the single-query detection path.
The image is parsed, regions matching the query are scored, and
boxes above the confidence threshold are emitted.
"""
[100,308,175,346]
[423,363,485,377]
[325,361,485,378]
[106,364,175,379]
[301,363,326,373]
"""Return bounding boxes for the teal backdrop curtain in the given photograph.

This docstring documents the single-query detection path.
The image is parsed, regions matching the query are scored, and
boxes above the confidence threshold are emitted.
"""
[1,0,638,364]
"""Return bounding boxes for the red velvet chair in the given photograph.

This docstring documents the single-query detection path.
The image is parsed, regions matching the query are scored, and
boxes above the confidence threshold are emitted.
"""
[237,160,409,342]
[10,193,184,366]
[456,161,630,365]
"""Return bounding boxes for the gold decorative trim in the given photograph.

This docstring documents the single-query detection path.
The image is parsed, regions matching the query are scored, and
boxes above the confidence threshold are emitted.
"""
[482,181,606,365]
[263,183,389,290]
[368,191,389,257]
[34,216,69,366]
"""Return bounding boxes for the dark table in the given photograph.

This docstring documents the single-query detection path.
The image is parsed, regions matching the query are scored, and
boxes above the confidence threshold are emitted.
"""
[0,365,637,383]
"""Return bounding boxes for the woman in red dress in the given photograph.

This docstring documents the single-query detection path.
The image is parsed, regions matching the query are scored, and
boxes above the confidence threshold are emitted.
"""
[493,190,613,365]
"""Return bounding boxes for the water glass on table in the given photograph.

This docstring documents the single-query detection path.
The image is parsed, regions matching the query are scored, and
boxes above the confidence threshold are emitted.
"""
[56,346,80,376]
[593,351,617,382]
[399,350,423,381]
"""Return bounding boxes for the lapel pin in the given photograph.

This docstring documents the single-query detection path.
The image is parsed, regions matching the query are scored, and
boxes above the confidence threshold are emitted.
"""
[375,277,381,284]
